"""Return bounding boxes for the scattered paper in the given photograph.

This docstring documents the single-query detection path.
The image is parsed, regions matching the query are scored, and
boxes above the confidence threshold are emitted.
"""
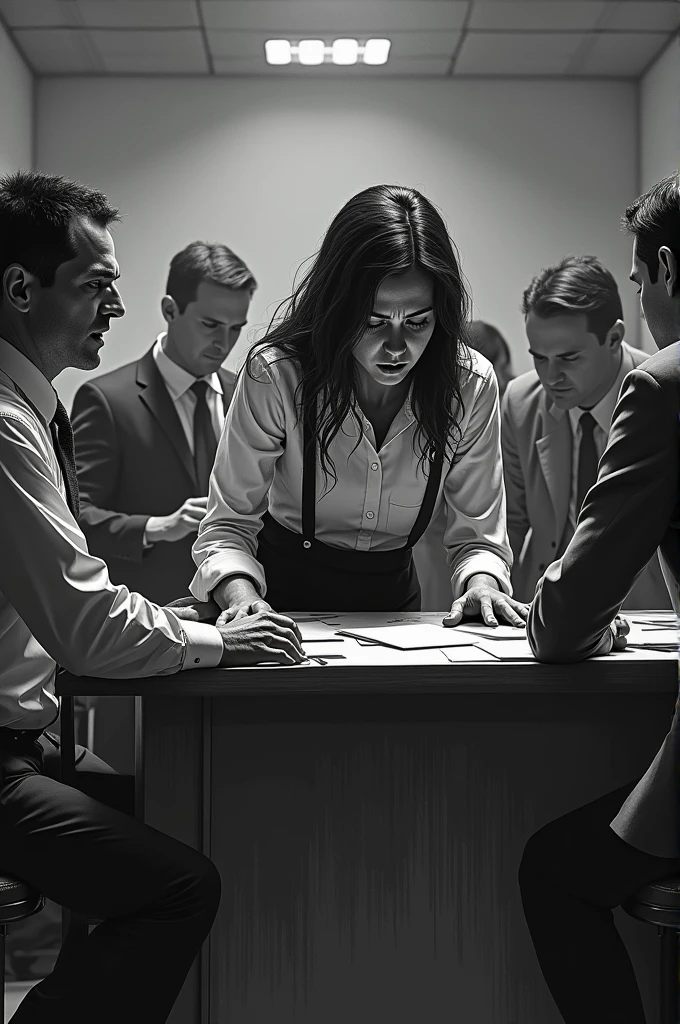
[452,623,527,640]
[471,639,536,660]
[336,624,477,649]
[440,646,497,663]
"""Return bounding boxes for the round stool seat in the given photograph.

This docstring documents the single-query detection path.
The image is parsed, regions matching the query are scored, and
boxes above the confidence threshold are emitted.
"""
[0,873,44,926]
[623,874,680,930]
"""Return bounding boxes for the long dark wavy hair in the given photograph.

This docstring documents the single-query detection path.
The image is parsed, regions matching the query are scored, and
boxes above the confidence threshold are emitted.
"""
[247,184,473,485]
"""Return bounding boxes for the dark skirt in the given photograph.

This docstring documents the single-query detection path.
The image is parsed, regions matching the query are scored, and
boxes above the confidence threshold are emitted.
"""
[256,512,421,612]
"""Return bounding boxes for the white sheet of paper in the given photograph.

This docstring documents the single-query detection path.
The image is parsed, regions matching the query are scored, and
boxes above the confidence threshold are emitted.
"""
[471,638,536,660]
[452,623,527,640]
[440,646,497,663]
[336,624,478,649]
[298,621,344,642]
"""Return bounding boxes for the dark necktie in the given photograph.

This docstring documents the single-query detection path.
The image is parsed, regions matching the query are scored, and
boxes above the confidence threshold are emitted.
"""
[191,380,218,494]
[50,397,80,519]
[575,410,598,517]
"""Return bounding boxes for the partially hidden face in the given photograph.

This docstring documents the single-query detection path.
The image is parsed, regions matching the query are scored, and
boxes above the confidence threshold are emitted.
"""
[29,215,125,372]
[163,279,251,378]
[629,238,678,350]
[352,266,437,387]
[525,311,624,410]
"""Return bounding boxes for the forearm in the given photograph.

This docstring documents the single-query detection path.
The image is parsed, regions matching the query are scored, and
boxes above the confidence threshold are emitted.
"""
[211,574,262,610]
[79,501,150,562]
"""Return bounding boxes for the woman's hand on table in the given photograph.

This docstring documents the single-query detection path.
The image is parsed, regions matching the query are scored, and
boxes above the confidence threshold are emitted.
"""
[443,574,530,628]
[217,610,308,667]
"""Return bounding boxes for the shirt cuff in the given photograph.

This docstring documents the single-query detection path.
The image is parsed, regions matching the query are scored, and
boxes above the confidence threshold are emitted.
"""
[177,621,224,670]
[450,553,513,601]
[190,550,267,603]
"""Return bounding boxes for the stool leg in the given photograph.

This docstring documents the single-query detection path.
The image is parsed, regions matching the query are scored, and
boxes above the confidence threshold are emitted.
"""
[659,927,679,1024]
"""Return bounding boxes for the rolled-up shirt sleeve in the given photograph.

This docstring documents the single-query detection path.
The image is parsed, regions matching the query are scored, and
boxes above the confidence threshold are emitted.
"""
[442,364,513,599]
[190,356,286,602]
[0,411,224,677]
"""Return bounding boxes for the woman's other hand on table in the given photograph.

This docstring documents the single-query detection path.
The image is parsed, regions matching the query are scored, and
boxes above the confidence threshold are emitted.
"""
[443,574,529,628]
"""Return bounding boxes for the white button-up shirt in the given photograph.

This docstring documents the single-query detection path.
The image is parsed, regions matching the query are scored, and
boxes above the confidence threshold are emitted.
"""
[152,334,229,455]
[190,346,513,603]
[0,336,224,730]
[566,345,634,531]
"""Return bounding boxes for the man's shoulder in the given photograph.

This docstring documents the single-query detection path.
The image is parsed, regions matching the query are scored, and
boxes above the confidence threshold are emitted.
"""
[631,341,679,390]
[0,374,43,430]
[503,368,545,415]
[75,351,151,402]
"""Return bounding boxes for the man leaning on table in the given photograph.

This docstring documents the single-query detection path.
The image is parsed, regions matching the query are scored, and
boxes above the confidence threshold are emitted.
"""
[519,174,680,1024]
[0,170,306,1024]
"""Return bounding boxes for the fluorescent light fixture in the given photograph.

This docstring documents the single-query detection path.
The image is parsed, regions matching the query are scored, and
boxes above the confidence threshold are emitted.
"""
[363,38,391,65]
[332,38,359,65]
[265,39,292,65]
[298,39,325,65]
[265,37,392,68]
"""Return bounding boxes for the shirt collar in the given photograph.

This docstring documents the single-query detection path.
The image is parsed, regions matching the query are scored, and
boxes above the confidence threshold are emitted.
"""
[567,345,633,434]
[153,334,223,400]
[0,334,58,423]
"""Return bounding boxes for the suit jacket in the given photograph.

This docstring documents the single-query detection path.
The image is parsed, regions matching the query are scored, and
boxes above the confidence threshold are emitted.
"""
[527,342,679,859]
[502,343,671,609]
[71,346,235,605]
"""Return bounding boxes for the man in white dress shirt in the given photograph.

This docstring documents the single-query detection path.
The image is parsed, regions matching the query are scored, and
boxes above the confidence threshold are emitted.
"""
[501,254,670,607]
[0,171,305,1023]
[71,241,255,604]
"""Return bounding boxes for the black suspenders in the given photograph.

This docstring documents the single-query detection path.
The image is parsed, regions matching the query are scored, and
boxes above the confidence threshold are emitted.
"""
[300,387,445,552]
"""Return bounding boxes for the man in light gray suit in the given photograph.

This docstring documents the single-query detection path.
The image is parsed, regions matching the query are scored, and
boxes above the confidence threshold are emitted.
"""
[519,175,680,1024]
[502,254,670,609]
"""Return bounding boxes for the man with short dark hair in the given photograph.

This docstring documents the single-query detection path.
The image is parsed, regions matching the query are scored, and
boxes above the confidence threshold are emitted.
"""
[502,253,670,608]
[72,241,256,603]
[519,174,680,1024]
[0,170,306,1024]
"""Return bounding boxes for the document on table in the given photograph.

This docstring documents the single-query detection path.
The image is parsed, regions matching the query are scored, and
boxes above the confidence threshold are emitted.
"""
[471,638,536,660]
[624,623,677,651]
[453,623,527,640]
[297,620,344,642]
[335,624,477,649]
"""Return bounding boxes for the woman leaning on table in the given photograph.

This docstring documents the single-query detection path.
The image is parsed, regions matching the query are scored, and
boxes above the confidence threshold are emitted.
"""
[189,184,528,629]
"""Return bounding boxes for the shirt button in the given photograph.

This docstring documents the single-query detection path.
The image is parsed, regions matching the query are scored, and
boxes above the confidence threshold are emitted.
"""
[194,658,200,664]
[366,511,375,520]
[371,463,379,471]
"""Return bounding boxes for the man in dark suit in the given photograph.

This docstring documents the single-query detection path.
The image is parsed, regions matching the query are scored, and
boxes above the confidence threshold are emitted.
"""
[502,254,670,609]
[72,241,256,604]
[519,174,680,1023]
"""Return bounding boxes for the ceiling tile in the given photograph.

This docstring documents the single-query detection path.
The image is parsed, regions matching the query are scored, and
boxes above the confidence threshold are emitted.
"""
[0,0,72,26]
[455,31,585,75]
[0,1,198,28]
[12,27,103,72]
[88,29,208,73]
[597,2,680,33]
[208,29,460,60]
[469,2,608,32]
[212,54,450,77]
[569,31,671,76]
[202,1,468,33]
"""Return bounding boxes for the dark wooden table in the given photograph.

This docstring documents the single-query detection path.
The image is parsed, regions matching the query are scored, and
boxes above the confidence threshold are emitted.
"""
[58,615,678,1024]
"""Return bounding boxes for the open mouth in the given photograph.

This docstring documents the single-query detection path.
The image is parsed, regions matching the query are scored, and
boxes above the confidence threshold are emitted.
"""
[89,331,105,343]
[377,363,407,374]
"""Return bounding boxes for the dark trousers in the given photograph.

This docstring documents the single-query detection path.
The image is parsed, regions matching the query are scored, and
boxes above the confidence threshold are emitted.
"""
[519,781,680,1023]
[0,730,220,1023]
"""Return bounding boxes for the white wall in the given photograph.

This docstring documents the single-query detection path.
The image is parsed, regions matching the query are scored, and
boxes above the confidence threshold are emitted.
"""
[639,33,680,352]
[35,77,639,411]
[0,21,33,175]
